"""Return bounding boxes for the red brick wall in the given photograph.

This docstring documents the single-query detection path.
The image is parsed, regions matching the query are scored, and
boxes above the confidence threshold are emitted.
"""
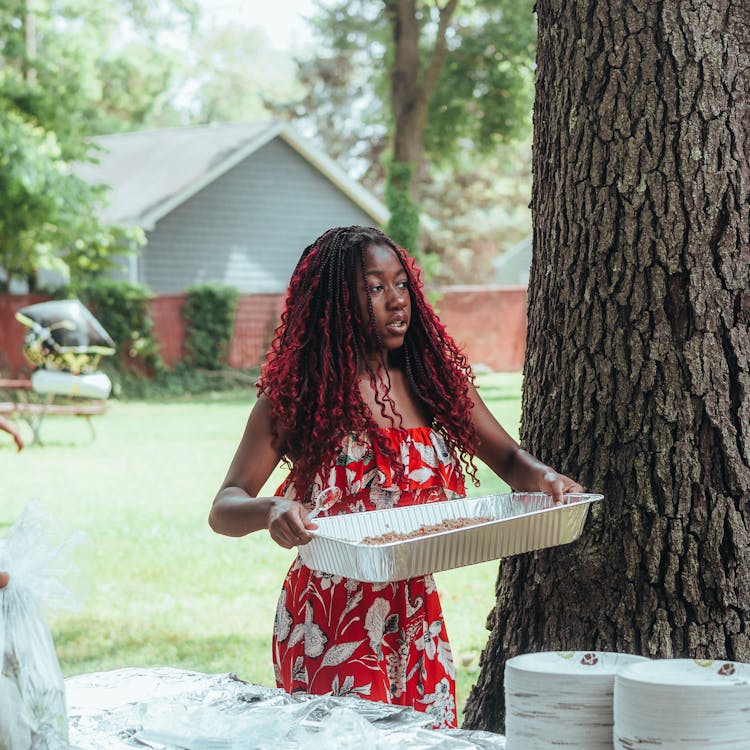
[147,293,286,369]
[436,285,527,372]
[0,287,527,375]
[149,294,188,365]
[151,286,526,371]
[0,293,50,376]
[228,294,286,370]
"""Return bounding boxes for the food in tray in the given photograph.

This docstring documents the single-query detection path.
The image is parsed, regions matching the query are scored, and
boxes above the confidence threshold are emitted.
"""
[360,515,494,545]
[300,493,603,582]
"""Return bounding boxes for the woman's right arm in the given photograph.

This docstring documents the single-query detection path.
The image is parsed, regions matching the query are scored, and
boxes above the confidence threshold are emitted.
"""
[209,396,316,546]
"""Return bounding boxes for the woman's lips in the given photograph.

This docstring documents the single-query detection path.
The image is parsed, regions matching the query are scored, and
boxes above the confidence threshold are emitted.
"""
[385,319,408,335]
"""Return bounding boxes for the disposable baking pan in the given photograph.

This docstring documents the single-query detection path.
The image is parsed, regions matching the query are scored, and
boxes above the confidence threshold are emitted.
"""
[298,492,602,582]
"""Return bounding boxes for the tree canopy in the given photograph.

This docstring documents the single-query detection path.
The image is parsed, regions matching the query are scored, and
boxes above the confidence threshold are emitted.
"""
[182,25,301,124]
[0,0,196,290]
[0,0,539,286]
[286,0,535,180]
[0,108,142,290]
[275,0,536,253]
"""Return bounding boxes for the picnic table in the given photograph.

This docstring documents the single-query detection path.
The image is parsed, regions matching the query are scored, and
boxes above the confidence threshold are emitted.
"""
[0,377,107,445]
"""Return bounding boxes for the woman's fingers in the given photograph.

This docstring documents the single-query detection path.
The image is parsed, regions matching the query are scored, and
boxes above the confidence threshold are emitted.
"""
[268,500,317,548]
[559,474,584,495]
[271,518,304,548]
[538,470,562,501]
[541,470,584,504]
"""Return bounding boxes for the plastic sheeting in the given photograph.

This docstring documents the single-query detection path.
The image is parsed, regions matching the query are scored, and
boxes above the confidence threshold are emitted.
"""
[0,502,89,750]
[66,668,506,750]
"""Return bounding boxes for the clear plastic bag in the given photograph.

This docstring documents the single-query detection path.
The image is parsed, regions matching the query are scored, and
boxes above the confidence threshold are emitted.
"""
[0,502,88,750]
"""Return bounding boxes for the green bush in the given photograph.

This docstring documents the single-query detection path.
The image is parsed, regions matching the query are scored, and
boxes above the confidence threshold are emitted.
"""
[386,161,420,253]
[68,278,164,374]
[182,284,240,370]
[110,360,257,400]
[385,160,441,293]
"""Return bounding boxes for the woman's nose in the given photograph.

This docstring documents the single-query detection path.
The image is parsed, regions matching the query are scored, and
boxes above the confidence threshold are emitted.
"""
[387,286,406,307]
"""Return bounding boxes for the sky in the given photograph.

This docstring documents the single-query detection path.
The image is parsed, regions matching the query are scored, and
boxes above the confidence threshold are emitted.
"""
[198,0,320,49]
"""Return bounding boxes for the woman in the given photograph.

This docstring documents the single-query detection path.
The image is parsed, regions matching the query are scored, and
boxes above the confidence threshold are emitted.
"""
[209,226,582,727]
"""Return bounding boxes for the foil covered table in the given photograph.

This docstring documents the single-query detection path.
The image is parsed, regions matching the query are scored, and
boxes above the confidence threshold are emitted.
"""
[66,667,506,749]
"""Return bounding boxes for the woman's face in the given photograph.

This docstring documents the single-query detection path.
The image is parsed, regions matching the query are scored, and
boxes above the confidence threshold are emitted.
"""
[358,243,411,355]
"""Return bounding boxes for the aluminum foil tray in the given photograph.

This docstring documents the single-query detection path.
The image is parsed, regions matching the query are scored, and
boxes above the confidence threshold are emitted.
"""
[298,492,602,583]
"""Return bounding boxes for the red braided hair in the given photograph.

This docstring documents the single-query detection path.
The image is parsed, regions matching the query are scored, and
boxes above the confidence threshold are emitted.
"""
[257,226,479,499]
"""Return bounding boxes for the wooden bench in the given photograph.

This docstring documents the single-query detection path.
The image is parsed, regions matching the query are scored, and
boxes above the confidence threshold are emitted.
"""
[0,379,107,445]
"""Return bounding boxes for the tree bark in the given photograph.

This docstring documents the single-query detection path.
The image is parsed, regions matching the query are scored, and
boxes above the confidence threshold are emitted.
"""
[464,0,750,733]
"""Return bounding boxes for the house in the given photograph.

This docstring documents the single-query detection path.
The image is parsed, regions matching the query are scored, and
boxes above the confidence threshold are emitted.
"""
[492,235,531,287]
[75,121,388,293]
[1,123,531,374]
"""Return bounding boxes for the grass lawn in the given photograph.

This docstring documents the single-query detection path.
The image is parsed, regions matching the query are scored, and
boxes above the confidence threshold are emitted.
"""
[0,371,522,722]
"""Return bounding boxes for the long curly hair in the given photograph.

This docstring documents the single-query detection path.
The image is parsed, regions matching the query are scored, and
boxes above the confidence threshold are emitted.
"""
[257,226,479,499]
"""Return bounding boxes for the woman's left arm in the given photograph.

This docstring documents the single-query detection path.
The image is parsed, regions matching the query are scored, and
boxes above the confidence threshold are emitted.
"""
[468,383,583,503]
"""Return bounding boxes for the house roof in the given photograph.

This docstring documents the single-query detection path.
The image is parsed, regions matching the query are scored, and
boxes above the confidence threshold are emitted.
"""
[76,121,389,230]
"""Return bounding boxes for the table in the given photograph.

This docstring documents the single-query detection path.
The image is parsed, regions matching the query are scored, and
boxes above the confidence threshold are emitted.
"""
[0,378,106,445]
[65,668,506,749]
[0,378,33,404]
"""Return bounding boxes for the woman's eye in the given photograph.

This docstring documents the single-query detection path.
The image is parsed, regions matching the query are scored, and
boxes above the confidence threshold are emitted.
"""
[369,285,384,293]
[397,281,409,290]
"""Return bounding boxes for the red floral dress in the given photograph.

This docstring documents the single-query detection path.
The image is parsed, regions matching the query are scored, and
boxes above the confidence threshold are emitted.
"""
[272,426,465,729]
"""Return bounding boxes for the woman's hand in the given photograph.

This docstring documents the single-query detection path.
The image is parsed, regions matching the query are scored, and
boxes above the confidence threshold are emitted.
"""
[538,469,584,504]
[0,571,9,588]
[267,498,318,549]
[0,416,24,451]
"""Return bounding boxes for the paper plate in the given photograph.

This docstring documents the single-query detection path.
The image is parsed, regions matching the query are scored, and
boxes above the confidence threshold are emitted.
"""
[614,659,750,749]
[505,651,648,750]
[507,650,646,676]
[616,658,750,687]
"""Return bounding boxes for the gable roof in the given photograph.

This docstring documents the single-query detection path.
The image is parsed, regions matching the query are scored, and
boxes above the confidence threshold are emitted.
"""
[76,121,388,230]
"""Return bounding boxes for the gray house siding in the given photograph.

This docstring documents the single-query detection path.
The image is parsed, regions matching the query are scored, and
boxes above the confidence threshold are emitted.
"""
[493,236,531,286]
[142,138,377,293]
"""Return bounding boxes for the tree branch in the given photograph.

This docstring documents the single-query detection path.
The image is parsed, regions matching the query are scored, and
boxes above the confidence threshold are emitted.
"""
[422,0,459,99]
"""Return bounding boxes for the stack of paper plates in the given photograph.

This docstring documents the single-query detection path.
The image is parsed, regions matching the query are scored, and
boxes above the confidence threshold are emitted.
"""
[505,651,648,749]
[614,659,750,749]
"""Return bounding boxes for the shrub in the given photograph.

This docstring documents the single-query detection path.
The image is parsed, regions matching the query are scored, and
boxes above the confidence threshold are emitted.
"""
[182,284,240,370]
[386,161,420,253]
[111,360,257,399]
[69,278,164,374]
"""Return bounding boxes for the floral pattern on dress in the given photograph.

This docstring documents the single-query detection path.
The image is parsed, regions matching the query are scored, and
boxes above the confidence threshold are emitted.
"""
[272,426,464,729]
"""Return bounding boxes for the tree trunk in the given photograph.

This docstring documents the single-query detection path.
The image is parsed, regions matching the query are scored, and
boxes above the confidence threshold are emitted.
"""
[464,0,750,733]
[388,0,425,167]
[385,0,459,195]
